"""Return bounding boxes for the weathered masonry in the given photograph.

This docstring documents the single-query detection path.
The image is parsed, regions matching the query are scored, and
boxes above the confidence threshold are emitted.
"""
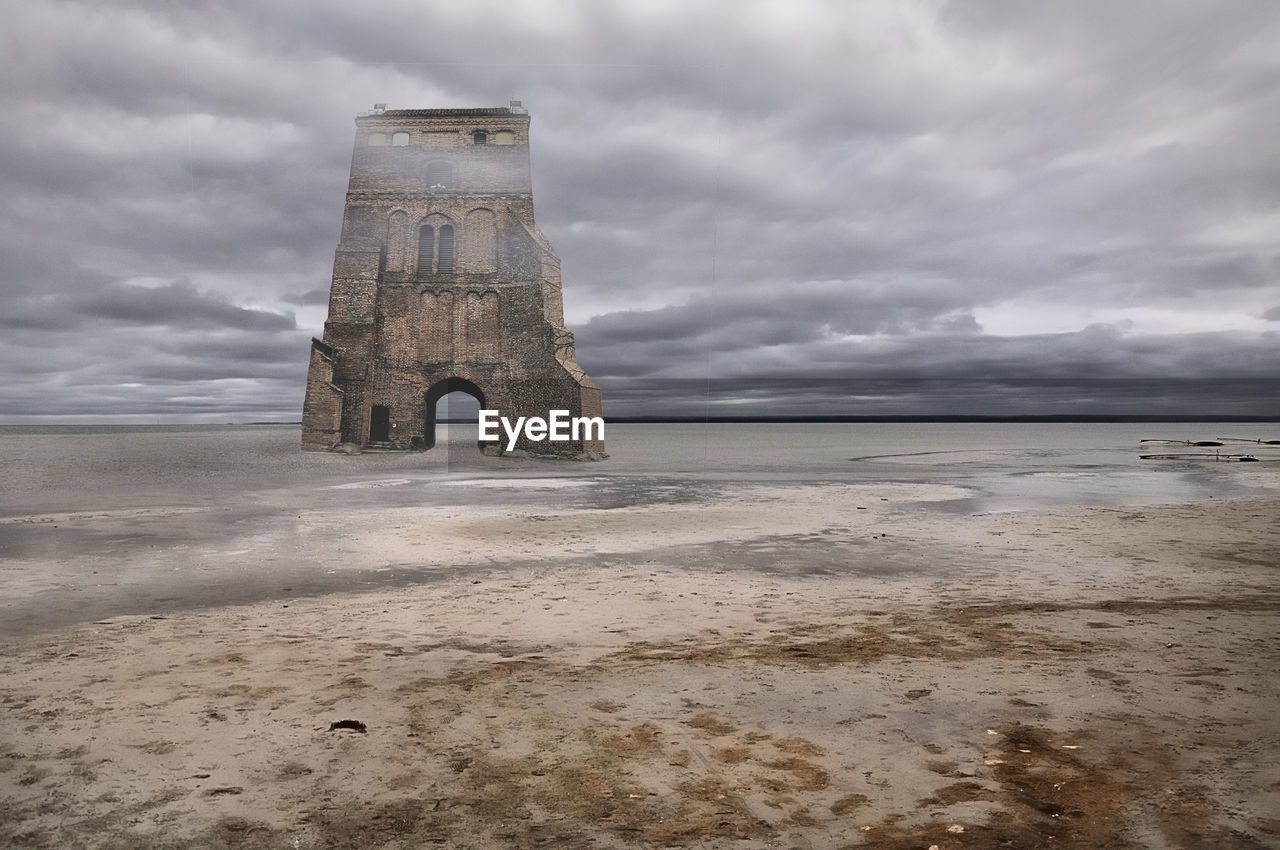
[301,102,604,458]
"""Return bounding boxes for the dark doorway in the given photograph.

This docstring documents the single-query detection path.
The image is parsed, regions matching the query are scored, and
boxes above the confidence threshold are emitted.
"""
[423,377,485,451]
[369,405,390,442]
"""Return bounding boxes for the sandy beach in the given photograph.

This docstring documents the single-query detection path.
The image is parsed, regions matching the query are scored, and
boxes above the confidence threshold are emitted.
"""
[2,427,1279,848]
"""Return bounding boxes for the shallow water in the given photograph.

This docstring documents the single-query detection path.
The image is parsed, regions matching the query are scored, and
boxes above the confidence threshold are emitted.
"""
[1,422,1277,515]
[0,423,1275,638]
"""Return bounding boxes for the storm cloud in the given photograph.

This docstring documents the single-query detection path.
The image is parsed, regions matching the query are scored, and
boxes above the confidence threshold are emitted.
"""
[2,0,1278,420]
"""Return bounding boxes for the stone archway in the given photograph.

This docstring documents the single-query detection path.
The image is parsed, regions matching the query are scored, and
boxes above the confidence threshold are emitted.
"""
[422,377,485,451]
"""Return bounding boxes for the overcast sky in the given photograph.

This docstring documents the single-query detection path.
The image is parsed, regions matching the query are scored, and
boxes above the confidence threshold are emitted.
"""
[2,0,1278,421]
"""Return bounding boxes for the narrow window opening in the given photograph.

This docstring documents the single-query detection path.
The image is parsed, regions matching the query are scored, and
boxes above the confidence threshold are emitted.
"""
[437,225,455,275]
[493,131,515,145]
[417,225,435,276]
[391,131,410,146]
[473,130,488,145]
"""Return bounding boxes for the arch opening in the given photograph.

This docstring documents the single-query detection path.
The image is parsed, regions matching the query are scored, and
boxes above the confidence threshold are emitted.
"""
[422,377,485,452]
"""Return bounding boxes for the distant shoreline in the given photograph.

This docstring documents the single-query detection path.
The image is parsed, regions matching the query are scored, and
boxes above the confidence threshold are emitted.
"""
[236,414,1280,425]
[1,414,1278,430]
[596,414,1280,424]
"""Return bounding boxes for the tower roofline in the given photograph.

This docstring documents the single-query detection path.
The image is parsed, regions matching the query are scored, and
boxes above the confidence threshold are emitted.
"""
[365,108,513,118]
[357,101,529,120]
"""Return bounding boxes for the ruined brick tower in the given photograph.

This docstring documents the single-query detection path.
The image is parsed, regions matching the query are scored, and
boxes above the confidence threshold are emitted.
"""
[301,102,604,457]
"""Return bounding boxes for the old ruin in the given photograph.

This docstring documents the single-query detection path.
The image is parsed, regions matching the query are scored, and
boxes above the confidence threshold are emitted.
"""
[301,102,604,458]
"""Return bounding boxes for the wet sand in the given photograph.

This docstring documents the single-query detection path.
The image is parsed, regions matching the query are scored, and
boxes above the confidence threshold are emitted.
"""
[2,451,1278,848]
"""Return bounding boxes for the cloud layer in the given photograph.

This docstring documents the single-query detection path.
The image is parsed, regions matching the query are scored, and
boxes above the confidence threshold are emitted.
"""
[2,1,1278,420]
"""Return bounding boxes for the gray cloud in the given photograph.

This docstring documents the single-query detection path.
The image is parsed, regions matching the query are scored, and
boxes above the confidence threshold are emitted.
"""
[77,281,296,331]
[283,289,330,306]
[2,0,1278,421]
[597,377,1280,419]
[0,282,295,332]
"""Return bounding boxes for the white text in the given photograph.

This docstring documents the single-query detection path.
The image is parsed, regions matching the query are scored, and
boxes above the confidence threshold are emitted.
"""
[478,409,604,451]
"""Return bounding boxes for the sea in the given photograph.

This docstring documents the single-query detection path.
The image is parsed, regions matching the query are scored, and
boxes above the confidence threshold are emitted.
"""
[1,423,1275,637]
[1,422,1276,516]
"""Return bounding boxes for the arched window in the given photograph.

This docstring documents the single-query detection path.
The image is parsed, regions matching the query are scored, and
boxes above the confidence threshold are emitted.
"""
[437,225,455,274]
[492,131,515,145]
[368,133,388,146]
[417,225,435,276]
[391,131,410,146]
[417,223,455,276]
[473,130,488,145]
[426,161,453,189]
